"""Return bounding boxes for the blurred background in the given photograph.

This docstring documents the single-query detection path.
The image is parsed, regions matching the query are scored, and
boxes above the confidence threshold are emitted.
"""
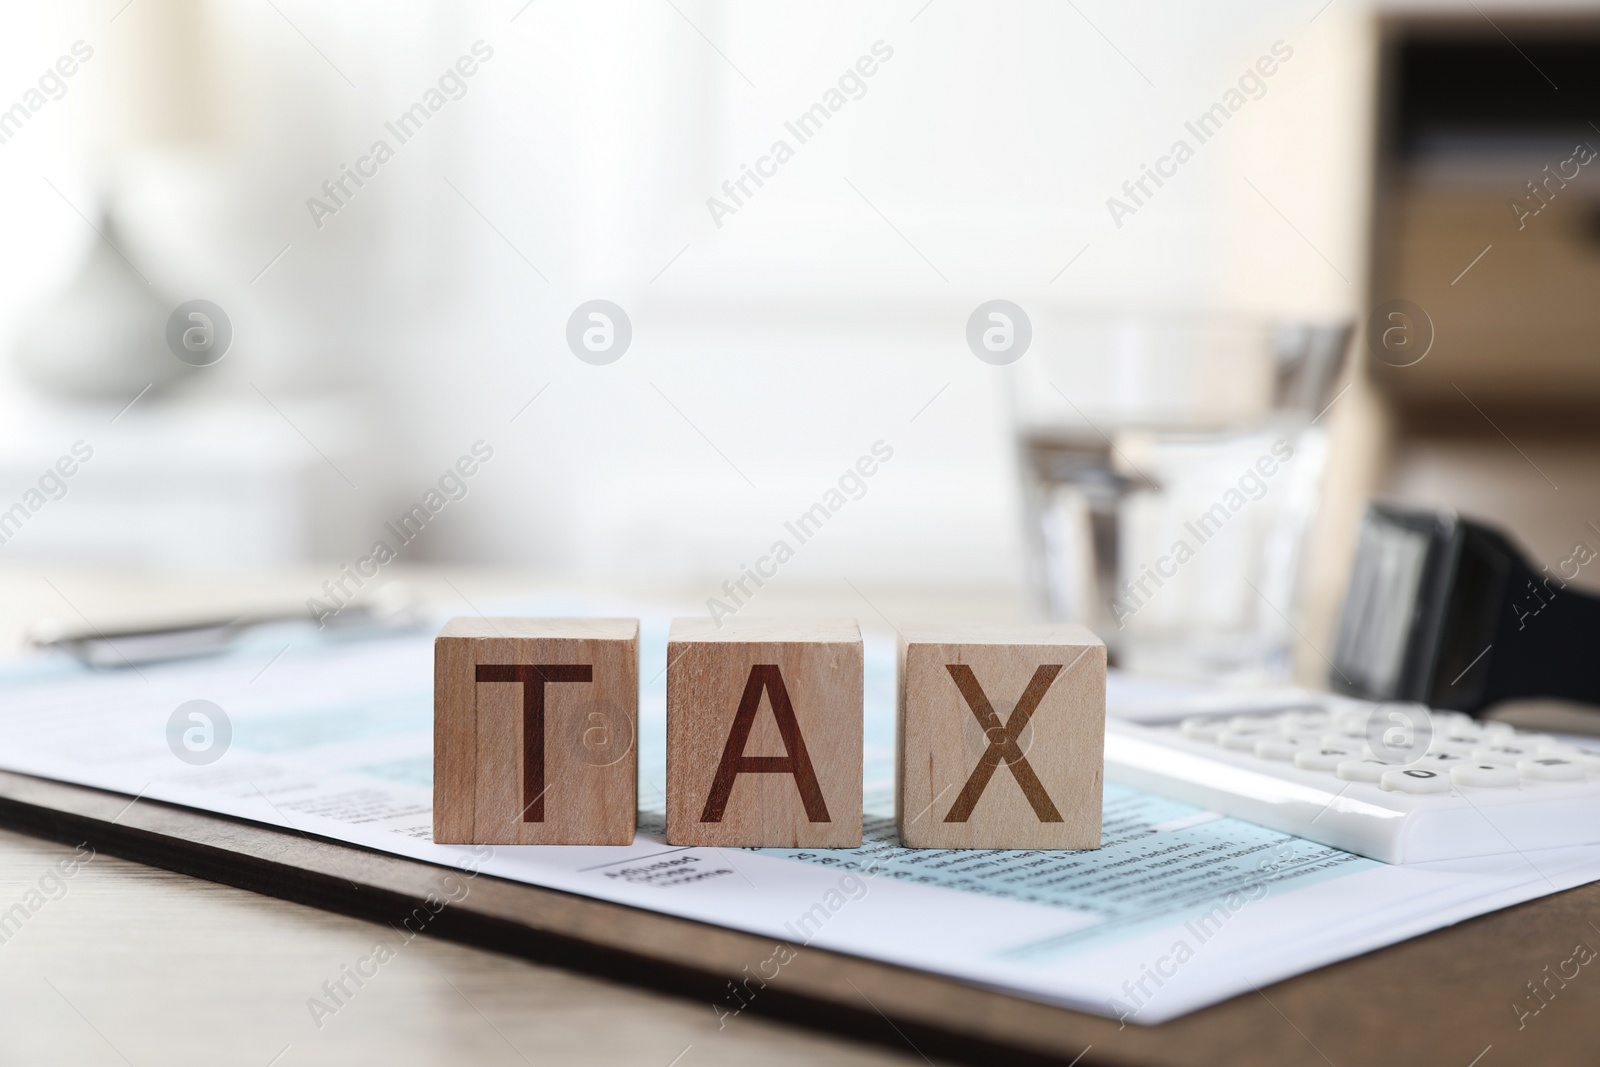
[1,0,1597,692]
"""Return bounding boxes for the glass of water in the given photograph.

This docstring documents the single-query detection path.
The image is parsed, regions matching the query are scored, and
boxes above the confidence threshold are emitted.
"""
[1010,313,1349,685]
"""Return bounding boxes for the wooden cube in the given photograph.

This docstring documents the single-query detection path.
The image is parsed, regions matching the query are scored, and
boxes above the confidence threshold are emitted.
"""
[434,617,638,845]
[666,618,862,847]
[897,624,1104,849]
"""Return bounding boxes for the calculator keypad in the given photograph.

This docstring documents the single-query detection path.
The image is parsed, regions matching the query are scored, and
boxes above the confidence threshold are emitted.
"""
[1173,710,1599,797]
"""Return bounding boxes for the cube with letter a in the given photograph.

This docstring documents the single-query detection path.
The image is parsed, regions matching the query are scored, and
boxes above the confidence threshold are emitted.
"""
[433,617,638,845]
[897,623,1104,849]
[666,618,862,847]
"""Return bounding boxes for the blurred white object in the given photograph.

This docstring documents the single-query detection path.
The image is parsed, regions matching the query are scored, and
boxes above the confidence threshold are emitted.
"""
[10,212,180,399]
[0,394,369,567]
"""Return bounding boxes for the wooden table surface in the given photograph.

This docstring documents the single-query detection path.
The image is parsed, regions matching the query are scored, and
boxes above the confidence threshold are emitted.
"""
[0,826,940,1066]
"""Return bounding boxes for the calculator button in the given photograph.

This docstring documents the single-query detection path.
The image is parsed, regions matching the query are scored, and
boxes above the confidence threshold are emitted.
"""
[1226,716,1279,733]
[1537,743,1600,772]
[1180,717,1224,741]
[1332,710,1369,737]
[1411,751,1465,767]
[1517,758,1585,782]
[1281,733,1326,749]
[1218,730,1270,752]
[1446,718,1487,741]
[1381,767,1452,793]
[1331,739,1382,764]
[1451,763,1520,788]
[1295,746,1359,771]
[1479,721,1515,739]
[1471,744,1538,765]
[1279,710,1331,733]
[1337,759,1390,783]
[1255,737,1307,761]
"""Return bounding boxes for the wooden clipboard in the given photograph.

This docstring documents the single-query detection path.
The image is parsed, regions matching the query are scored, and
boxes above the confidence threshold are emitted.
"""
[1,766,1594,1067]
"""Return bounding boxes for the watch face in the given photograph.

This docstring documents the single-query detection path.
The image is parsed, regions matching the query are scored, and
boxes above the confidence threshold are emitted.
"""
[1333,507,1444,700]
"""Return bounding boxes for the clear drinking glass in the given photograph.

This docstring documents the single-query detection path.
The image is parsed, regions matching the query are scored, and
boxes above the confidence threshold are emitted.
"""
[1010,314,1349,685]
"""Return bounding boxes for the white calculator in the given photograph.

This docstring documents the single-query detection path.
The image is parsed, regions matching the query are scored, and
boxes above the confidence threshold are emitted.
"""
[1105,703,1600,864]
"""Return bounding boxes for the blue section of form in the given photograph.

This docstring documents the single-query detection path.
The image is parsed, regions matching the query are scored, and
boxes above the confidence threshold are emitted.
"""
[233,694,430,753]
[756,782,1374,957]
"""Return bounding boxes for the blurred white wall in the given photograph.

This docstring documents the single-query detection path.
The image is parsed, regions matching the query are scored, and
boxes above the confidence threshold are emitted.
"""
[0,0,1376,601]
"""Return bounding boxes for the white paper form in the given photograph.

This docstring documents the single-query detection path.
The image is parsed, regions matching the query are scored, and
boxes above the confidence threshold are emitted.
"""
[1,604,1597,1025]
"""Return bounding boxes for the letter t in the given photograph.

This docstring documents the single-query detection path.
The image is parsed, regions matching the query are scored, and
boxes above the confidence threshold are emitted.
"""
[475,665,592,821]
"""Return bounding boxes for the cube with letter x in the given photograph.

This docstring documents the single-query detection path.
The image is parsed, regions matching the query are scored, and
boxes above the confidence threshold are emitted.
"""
[433,617,638,845]
[666,618,863,847]
[897,624,1104,849]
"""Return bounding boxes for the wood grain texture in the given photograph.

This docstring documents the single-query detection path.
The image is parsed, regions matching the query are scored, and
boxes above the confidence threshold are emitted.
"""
[0,791,922,1067]
[434,617,637,845]
[433,629,477,842]
[666,618,862,847]
[897,623,1105,849]
[7,766,1600,1067]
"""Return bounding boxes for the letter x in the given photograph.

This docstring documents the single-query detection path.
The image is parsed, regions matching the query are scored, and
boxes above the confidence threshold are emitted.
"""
[475,664,592,822]
[943,664,1064,823]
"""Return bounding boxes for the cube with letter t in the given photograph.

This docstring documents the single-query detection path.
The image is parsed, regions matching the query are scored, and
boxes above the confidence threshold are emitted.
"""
[898,624,1104,849]
[433,617,638,845]
[666,618,862,847]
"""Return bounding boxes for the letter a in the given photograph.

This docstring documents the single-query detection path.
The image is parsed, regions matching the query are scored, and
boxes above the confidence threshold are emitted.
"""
[700,665,829,822]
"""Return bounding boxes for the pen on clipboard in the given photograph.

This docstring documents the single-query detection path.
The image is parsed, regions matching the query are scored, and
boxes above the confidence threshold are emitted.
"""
[28,583,426,669]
